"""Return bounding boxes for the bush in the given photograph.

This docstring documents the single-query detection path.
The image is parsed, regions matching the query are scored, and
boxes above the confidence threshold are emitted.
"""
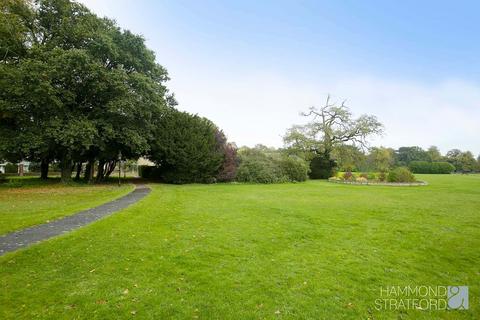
[356,177,368,183]
[309,154,336,179]
[409,161,455,174]
[378,172,387,182]
[359,172,369,179]
[236,154,285,184]
[0,173,6,183]
[387,167,416,183]
[279,156,309,182]
[367,172,377,180]
[235,148,309,183]
[343,171,354,181]
[216,142,238,182]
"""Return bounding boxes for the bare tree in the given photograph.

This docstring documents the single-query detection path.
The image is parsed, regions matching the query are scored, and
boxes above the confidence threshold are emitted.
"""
[284,95,384,176]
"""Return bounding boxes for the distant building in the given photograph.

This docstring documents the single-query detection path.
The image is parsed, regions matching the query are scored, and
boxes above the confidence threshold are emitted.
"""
[0,161,31,175]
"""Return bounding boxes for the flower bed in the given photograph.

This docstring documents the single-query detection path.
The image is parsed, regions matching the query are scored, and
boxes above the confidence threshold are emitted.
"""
[328,168,427,186]
[327,177,427,186]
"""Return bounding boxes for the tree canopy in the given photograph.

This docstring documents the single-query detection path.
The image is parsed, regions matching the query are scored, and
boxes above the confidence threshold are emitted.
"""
[148,109,225,184]
[0,0,173,181]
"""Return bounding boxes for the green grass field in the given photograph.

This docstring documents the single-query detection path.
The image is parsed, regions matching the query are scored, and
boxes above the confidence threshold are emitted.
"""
[0,178,133,235]
[1,175,479,319]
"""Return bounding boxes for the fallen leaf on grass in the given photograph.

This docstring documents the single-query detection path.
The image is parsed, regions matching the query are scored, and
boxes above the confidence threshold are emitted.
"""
[123,289,129,295]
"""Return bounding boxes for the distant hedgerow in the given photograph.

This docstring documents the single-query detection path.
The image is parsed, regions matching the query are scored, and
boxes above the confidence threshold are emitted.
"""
[409,161,454,174]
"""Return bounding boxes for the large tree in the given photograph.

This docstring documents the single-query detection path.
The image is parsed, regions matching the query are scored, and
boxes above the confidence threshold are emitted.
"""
[427,146,442,162]
[446,149,477,173]
[367,147,395,172]
[395,146,429,166]
[284,95,383,178]
[0,0,172,182]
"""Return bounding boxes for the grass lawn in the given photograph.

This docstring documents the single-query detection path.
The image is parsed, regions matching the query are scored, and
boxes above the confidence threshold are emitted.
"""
[1,174,479,319]
[0,178,133,235]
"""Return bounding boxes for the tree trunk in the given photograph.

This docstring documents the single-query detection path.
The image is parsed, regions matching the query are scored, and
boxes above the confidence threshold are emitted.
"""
[84,159,94,183]
[74,162,82,180]
[60,156,73,183]
[40,159,49,180]
[104,160,117,179]
[96,160,105,182]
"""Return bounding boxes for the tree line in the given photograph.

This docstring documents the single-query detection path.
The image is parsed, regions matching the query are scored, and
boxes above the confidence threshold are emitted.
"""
[282,96,479,177]
[1,1,477,184]
[0,0,234,183]
[331,145,479,174]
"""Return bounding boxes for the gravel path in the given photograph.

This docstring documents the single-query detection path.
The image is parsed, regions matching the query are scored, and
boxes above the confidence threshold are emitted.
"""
[0,184,151,256]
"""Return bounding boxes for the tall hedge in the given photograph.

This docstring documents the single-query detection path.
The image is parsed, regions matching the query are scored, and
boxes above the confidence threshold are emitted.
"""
[148,110,224,184]
[409,161,455,174]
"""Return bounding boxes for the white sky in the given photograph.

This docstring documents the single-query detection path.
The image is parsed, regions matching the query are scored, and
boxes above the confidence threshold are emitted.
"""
[78,1,480,156]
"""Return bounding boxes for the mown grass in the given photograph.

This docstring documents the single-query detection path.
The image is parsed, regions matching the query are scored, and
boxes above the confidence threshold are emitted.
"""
[1,174,479,319]
[0,177,133,235]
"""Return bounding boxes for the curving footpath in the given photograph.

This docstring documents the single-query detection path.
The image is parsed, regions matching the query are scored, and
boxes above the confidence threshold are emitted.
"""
[0,184,151,256]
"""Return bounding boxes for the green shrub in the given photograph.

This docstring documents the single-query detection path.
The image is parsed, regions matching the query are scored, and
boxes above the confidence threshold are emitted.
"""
[432,162,455,174]
[236,156,285,184]
[387,167,416,183]
[409,161,455,174]
[378,172,387,182]
[235,148,308,183]
[279,156,309,182]
[309,155,336,179]
[367,172,377,180]
[359,172,369,179]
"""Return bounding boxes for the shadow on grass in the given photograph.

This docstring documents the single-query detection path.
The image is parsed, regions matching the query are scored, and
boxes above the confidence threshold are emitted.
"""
[0,175,147,189]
